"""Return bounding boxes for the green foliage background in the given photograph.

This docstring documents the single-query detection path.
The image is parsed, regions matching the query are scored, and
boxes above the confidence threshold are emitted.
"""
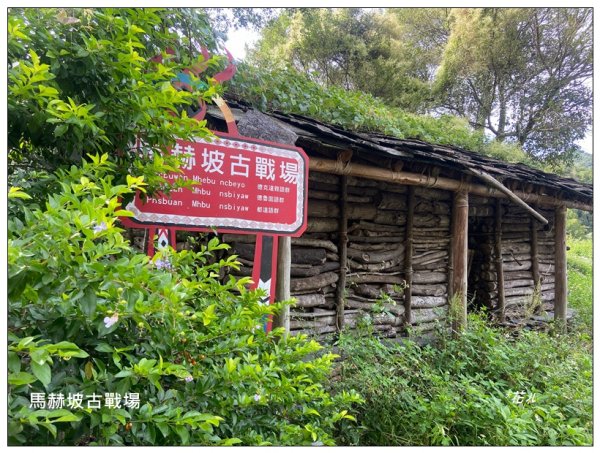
[230,63,536,166]
[8,157,361,446]
[247,8,592,166]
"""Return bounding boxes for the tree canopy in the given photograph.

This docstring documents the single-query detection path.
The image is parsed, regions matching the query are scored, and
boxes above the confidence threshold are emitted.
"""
[248,7,592,166]
[435,8,592,164]
[8,8,225,194]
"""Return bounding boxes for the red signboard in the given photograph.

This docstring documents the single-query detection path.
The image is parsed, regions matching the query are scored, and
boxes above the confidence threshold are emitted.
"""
[121,132,309,236]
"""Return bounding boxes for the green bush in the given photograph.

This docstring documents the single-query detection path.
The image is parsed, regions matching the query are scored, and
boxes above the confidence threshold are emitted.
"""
[8,155,361,446]
[567,237,592,329]
[331,315,592,446]
[8,8,224,194]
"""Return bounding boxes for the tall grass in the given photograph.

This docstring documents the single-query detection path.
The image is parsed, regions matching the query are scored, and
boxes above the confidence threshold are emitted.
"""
[567,237,592,329]
[331,237,592,446]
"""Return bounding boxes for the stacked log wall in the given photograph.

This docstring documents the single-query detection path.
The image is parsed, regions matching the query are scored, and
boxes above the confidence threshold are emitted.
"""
[274,172,452,339]
[500,206,555,319]
[409,187,451,335]
[123,173,558,336]
[534,207,557,314]
[469,200,556,321]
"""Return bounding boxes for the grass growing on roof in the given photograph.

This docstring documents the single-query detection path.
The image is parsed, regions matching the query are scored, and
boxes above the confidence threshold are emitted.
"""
[229,64,541,169]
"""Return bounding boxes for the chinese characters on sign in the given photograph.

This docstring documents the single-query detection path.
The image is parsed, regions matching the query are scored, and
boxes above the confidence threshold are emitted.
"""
[122,135,308,236]
[29,392,141,410]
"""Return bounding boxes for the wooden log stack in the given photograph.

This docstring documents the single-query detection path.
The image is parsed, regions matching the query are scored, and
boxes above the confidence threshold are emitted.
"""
[123,168,560,337]
[467,198,556,321]
[266,173,452,338]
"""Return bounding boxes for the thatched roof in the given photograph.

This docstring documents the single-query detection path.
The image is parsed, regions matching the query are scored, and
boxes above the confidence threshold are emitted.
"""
[208,100,593,210]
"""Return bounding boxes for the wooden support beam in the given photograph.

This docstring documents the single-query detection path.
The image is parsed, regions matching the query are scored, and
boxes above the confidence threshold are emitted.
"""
[403,186,415,329]
[336,175,349,331]
[467,168,548,224]
[309,158,592,211]
[494,198,506,322]
[554,205,567,328]
[451,190,469,333]
[274,236,291,334]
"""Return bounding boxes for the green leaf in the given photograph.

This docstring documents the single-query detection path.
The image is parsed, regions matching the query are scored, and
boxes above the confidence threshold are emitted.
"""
[156,422,170,438]
[80,286,97,317]
[8,187,32,200]
[174,425,189,444]
[8,372,37,386]
[31,361,52,387]
[95,343,114,353]
[8,351,21,373]
[53,412,82,423]
[54,124,68,137]
[202,304,217,326]
[220,438,242,445]
[30,348,49,365]
[39,422,58,438]
[17,337,37,349]
[48,341,89,358]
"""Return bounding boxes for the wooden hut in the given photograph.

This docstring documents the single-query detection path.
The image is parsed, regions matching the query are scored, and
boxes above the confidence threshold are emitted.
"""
[128,100,593,339]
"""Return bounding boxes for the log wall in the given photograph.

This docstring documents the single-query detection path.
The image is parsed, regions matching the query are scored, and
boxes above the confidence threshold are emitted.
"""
[254,171,452,339]
[467,198,556,321]
[123,171,559,335]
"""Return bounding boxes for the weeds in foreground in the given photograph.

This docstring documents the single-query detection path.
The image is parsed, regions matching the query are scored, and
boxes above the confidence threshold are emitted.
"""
[331,313,592,446]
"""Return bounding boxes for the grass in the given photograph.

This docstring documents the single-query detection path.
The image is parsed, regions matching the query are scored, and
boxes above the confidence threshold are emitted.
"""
[330,236,592,446]
[567,237,592,329]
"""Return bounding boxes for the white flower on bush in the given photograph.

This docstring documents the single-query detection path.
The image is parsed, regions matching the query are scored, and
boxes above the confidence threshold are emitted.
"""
[154,258,173,271]
[92,221,108,234]
[103,313,119,328]
[254,393,261,402]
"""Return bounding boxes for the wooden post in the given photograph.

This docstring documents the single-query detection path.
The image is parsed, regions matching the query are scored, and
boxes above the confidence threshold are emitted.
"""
[403,186,415,329]
[448,210,455,303]
[274,236,291,334]
[336,175,349,331]
[554,205,567,328]
[494,198,506,322]
[531,208,541,313]
[451,190,469,333]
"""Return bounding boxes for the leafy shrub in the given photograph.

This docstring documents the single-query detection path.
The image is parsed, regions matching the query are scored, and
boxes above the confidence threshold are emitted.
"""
[331,315,592,446]
[566,237,592,329]
[8,8,225,193]
[8,155,361,446]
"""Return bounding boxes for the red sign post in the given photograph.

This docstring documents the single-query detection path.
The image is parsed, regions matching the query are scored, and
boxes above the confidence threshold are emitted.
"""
[122,49,307,332]
[121,133,308,332]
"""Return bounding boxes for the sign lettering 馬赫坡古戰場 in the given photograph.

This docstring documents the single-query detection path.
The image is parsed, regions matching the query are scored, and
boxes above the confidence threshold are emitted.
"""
[121,133,309,237]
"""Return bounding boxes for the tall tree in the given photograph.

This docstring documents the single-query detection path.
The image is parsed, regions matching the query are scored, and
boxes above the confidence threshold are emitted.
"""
[249,8,446,112]
[249,8,371,89]
[434,8,592,163]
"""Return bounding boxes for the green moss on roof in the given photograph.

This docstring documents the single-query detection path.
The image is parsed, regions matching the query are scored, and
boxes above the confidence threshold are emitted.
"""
[229,64,542,170]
